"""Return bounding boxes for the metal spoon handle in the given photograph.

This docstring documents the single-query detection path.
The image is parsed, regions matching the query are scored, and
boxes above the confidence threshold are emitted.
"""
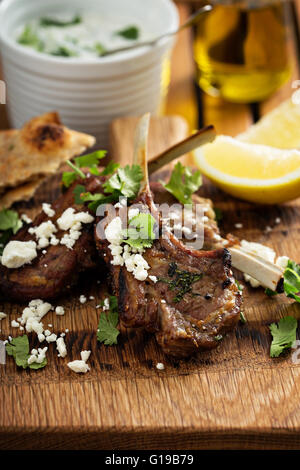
[102,4,213,57]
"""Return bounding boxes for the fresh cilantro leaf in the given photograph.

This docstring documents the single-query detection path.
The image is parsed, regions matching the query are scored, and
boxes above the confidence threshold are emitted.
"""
[103,164,143,199]
[265,288,278,297]
[161,162,202,205]
[0,209,22,234]
[0,209,23,255]
[5,335,47,369]
[66,160,86,179]
[62,151,107,188]
[97,296,120,345]
[40,15,82,27]
[269,316,297,357]
[18,25,44,51]
[101,161,120,176]
[73,185,86,205]
[75,150,107,169]
[115,25,140,40]
[123,213,156,250]
[79,191,118,212]
[62,171,78,188]
[283,260,300,303]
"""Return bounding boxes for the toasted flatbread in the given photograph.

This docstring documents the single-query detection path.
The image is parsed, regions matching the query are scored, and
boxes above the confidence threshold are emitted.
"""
[0,176,47,210]
[0,112,96,190]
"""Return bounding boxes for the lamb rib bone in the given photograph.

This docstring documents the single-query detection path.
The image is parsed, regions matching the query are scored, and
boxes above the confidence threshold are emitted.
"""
[146,126,286,292]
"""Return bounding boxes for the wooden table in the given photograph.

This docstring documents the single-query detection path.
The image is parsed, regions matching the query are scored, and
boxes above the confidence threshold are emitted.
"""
[2,1,300,451]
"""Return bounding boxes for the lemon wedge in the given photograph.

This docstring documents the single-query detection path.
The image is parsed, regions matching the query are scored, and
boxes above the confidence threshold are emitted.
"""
[193,135,300,204]
[238,92,300,149]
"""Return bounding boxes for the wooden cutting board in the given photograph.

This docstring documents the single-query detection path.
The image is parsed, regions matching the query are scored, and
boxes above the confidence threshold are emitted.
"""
[1,115,300,450]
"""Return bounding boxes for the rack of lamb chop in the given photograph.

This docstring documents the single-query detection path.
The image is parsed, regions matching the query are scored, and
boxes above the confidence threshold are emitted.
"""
[95,114,242,357]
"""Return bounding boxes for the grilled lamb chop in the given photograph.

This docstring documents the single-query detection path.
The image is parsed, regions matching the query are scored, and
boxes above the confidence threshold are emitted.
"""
[96,114,241,357]
[0,175,102,302]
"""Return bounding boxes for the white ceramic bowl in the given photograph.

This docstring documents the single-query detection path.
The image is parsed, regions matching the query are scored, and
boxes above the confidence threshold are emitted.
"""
[0,0,178,146]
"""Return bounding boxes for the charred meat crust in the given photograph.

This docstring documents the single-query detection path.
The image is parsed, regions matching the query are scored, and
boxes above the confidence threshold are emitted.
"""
[95,185,242,358]
[0,175,102,302]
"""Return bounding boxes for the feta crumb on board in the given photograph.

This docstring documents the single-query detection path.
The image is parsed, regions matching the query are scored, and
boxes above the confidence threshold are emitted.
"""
[67,349,91,374]
[42,203,55,218]
[79,295,87,304]
[156,362,165,370]
[56,337,67,358]
[1,240,37,268]
[55,306,65,316]
[0,312,7,320]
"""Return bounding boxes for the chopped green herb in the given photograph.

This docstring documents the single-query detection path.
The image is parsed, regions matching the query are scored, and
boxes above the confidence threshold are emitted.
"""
[100,161,120,176]
[79,191,117,212]
[18,25,43,51]
[214,208,223,222]
[97,296,120,345]
[239,312,247,324]
[115,25,140,40]
[235,280,243,291]
[283,260,300,303]
[40,15,82,27]
[161,162,202,205]
[214,334,223,342]
[0,209,23,255]
[265,288,278,297]
[50,46,77,57]
[75,150,107,171]
[123,213,156,250]
[94,42,107,56]
[73,185,87,205]
[6,335,47,369]
[103,164,143,199]
[62,150,107,188]
[158,262,203,303]
[269,316,297,357]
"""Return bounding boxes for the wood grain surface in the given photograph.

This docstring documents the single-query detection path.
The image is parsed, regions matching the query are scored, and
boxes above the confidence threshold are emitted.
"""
[1,114,300,450]
[1,0,300,452]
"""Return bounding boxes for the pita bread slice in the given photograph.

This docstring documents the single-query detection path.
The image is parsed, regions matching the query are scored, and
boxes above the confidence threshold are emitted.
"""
[0,176,47,210]
[0,112,96,190]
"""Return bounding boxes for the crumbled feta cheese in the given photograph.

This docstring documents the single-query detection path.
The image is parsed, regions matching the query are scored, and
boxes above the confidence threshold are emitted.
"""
[1,241,37,268]
[0,312,7,320]
[89,296,95,300]
[27,346,48,365]
[161,299,166,304]
[55,306,65,316]
[67,349,91,373]
[11,320,19,328]
[275,217,281,224]
[21,213,32,224]
[241,240,276,288]
[29,221,57,249]
[105,217,123,245]
[67,360,90,374]
[79,295,87,304]
[57,208,94,231]
[44,330,51,336]
[103,298,110,311]
[80,350,91,362]
[265,226,272,233]
[234,223,243,229]
[46,333,57,343]
[38,333,45,342]
[149,275,158,283]
[56,337,67,358]
[156,362,165,370]
[42,203,55,218]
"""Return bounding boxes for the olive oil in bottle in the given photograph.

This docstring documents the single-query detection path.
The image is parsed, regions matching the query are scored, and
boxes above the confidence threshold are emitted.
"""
[194,0,291,102]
